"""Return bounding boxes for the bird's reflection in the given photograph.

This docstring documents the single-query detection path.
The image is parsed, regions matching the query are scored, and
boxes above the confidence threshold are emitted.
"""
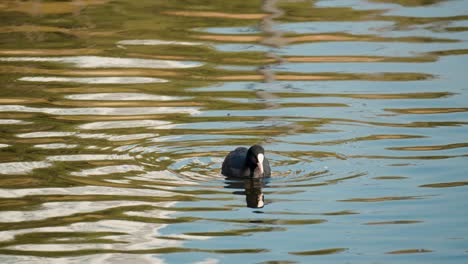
[224,177,267,208]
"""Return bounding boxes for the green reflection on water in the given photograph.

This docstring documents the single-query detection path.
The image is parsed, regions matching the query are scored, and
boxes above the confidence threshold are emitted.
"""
[0,0,467,262]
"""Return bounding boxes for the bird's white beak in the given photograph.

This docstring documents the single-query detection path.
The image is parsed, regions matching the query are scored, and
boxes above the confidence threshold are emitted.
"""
[257,153,264,174]
[257,195,265,208]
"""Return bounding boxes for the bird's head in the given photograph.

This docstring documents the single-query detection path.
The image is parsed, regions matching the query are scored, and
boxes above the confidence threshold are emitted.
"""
[247,145,265,176]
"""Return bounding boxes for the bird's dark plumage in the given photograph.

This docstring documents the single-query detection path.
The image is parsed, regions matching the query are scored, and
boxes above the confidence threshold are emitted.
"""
[222,145,271,178]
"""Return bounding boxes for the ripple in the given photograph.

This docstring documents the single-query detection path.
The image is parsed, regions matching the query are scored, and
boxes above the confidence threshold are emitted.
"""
[1,0,467,261]
[65,93,188,101]
[373,176,408,180]
[0,105,200,115]
[183,226,285,237]
[0,186,176,198]
[18,77,168,84]
[164,10,266,19]
[46,154,133,162]
[0,201,152,223]
[2,0,107,15]
[0,56,203,69]
[15,131,158,142]
[385,249,433,254]
[207,218,326,225]
[17,132,76,138]
[387,143,468,151]
[117,39,204,46]
[126,171,186,183]
[385,0,467,17]
[77,133,157,141]
[107,134,158,142]
[0,218,183,253]
[322,210,359,216]
[289,248,348,255]
[364,220,423,225]
[0,119,31,125]
[79,120,171,130]
[0,247,269,256]
[386,107,468,115]
[338,196,424,202]
[71,165,145,177]
[34,143,78,149]
[276,21,394,35]
[419,181,468,188]
[0,161,52,175]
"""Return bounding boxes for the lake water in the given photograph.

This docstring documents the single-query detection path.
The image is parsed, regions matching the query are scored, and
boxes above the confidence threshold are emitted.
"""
[0,0,467,263]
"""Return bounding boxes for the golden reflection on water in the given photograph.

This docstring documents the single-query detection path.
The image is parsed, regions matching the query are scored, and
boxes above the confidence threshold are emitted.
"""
[289,247,348,255]
[163,11,267,20]
[1,66,181,77]
[364,220,423,225]
[385,248,433,254]
[3,0,108,15]
[0,0,467,262]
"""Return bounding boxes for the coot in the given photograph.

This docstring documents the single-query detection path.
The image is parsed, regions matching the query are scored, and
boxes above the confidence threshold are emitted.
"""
[222,145,271,178]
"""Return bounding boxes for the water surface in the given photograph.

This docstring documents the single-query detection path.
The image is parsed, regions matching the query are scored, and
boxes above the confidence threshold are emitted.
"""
[0,0,467,263]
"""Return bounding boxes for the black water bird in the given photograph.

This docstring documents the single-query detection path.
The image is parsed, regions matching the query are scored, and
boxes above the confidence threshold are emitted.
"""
[221,145,271,178]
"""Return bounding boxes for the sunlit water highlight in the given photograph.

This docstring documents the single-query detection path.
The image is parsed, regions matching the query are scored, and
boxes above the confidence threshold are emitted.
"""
[0,0,467,263]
